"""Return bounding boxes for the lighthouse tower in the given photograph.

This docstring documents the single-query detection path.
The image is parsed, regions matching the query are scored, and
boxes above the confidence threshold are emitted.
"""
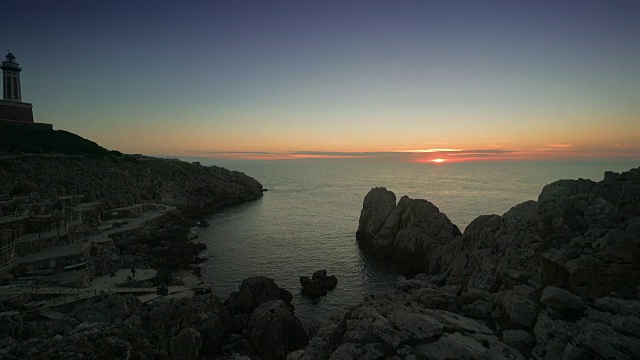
[0,52,34,123]
[2,53,22,101]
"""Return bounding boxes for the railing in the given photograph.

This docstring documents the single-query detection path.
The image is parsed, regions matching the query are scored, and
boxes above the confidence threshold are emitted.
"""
[0,210,29,225]
[0,257,19,272]
[14,193,40,201]
[0,241,15,253]
[17,228,68,244]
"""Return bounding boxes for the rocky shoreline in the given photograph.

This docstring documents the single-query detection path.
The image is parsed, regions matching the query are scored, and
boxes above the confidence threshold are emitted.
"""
[296,166,638,359]
[0,154,270,358]
[2,165,638,359]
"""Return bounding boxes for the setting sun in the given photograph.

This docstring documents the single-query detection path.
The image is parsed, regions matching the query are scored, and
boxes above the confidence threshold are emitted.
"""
[432,158,446,163]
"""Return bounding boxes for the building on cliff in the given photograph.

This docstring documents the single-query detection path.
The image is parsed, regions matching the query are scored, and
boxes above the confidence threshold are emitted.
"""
[0,52,51,130]
[0,193,85,279]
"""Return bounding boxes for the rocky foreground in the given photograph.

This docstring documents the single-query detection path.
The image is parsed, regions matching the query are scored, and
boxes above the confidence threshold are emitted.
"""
[0,156,263,212]
[299,166,638,359]
[2,276,309,359]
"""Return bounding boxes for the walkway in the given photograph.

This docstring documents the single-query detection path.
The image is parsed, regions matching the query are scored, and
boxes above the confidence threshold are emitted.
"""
[19,285,191,312]
[88,205,176,241]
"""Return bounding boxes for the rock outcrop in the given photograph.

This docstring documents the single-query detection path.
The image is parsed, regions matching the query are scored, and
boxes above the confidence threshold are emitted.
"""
[224,276,309,359]
[294,167,640,359]
[0,156,263,212]
[356,187,462,272]
[300,270,338,298]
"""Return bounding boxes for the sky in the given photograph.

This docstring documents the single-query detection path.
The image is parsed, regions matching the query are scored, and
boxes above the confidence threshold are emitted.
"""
[2,0,639,162]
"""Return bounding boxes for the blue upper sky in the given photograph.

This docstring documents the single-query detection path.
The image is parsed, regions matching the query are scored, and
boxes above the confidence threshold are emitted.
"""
[3,0,639,161]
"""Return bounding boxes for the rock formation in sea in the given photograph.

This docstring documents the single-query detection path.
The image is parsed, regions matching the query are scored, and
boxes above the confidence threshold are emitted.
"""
[300,270,338,298]
[292,167,640,359]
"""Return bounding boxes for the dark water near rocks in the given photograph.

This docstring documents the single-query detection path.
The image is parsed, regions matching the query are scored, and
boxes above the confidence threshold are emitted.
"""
[189,161,637,327]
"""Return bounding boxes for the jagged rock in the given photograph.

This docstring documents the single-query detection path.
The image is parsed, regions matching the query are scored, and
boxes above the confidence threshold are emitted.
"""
[502,329,534,354]
[540,286,584,317]
[300,270,338,298]
[593,297,640,317]
[192,293,230,352]
[291,167,640,360]
[169,327,202,360]
[356,187,397,247]
[494,291,538,328]
[406,287,459,311]
[603,229,640,266]
[0,314,23,339]
[585,309,640,338]
[226,276,294,315]
[357,188,461,272]
[67,294,141,324]
[413,331,524,360]
[461,299,493,322]
[291,286,523,359]
[540,248,569,287]
[248,300,309,360]
[573,321,640,359]
[300,276,327,297]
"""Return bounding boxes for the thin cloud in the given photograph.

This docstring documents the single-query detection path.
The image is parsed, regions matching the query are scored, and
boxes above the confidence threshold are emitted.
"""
[185,145,637,162]
[545,144,574,148]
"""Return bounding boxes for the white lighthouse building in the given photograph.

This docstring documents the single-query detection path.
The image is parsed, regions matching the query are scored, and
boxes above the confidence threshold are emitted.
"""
[0,52,35,123]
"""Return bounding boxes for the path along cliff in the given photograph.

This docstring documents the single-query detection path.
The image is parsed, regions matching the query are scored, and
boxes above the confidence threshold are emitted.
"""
[289,167,640,359]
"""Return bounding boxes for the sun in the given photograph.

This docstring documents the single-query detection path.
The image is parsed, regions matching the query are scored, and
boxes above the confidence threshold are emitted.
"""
[431,158,446,163]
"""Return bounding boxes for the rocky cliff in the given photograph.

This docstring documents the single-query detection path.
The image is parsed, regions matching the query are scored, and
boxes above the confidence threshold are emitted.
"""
[292,167,640,359]
[0,156,263,212]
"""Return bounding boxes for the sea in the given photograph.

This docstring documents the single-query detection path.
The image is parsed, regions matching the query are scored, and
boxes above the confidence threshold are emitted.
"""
[186,160,637,327]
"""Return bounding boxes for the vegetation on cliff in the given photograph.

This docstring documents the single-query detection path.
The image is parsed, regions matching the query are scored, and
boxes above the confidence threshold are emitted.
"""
[0,123,118,158]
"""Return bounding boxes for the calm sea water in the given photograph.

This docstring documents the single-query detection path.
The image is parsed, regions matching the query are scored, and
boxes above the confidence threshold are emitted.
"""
[188,161,637,326]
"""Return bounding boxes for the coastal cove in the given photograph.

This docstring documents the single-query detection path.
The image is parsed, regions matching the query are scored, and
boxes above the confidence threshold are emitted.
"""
[192,161,638,325]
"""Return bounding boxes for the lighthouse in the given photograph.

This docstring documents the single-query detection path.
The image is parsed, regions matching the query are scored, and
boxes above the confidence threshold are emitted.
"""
[2,52,22,101]
[0,52,34,123]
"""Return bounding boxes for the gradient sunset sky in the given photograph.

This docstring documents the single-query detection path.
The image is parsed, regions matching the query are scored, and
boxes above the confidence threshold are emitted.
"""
[3,0,639,162]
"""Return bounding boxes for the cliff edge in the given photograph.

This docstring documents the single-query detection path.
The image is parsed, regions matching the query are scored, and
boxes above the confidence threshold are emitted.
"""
[0,156,263,212]
[0,125,263,212]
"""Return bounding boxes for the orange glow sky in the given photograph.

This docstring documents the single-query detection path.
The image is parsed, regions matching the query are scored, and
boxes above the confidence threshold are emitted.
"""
[5,1,640,163]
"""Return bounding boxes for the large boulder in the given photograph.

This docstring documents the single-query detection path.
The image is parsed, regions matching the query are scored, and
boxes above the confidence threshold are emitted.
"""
[191,293,230,352]
[226,276,294,316]
[356,187,397,247]
[248,300,309,360]
[540,286,584,319]
[299,270,338,298]
[169,327,202,360]
[357,188,461,272]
